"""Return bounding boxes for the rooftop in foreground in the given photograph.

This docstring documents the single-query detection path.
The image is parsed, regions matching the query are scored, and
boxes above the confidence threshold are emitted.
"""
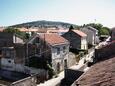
[72,56,115,86]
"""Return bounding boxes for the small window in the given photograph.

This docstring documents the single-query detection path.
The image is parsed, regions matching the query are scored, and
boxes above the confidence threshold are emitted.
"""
[57,48,60,55]
[63,46,66,53]
[36,37,40,43]
[8,60,11,63]
[0,50,2,55]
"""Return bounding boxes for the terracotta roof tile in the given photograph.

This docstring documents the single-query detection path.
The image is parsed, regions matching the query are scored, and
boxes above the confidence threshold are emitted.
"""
[74,57,115,86]
[39,33,69,45]
[73,30,87,37]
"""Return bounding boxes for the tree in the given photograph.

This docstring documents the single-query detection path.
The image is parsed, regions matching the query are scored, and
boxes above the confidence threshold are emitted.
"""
[3,27,28,39]
[99,27,110,35]
[69,25,74,31]
[83,23,110,35]
[25,33,30,39]
[3,27,20,33]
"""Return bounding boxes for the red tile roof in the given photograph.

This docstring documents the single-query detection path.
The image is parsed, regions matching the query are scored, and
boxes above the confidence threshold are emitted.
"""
[39,33,69,45]
[73,56,115,86]
[73,30,87,37]
[47,29,68,33]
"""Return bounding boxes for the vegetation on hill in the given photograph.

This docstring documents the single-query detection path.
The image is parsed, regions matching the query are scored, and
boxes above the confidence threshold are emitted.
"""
[10,20,110,36]
[11,20,78,29]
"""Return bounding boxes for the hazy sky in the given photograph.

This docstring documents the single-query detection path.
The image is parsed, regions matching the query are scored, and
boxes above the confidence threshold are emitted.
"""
[0,0,115,27]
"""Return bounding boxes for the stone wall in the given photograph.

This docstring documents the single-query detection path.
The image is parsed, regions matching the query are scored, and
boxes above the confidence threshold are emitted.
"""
[1,63,47,82]
[60,69,84,86]
[11,75,37,86]
[14,44,26,64]
[95,42,115,62]
[62,30,81,50]
[0,33,14,47]
[68,52,76,67]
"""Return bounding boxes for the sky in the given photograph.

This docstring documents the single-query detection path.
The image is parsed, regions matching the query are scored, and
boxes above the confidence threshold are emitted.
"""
[0,0,115,28]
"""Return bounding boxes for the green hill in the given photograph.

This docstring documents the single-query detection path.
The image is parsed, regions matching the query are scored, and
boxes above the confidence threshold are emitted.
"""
[11,20,78,29]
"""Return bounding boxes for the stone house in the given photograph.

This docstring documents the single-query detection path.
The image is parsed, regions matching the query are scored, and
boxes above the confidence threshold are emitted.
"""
[62,29,87,50]
[80,26,99,46]
[0,32,48,84]
[0,32,24,47]
[0,32,26,70]
[27,33,70,73]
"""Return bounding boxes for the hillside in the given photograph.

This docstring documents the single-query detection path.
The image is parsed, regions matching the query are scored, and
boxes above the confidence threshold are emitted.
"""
[11,20,78,29]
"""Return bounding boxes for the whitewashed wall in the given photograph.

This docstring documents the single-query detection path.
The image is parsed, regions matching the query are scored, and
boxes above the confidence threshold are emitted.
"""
[51,44,69,72]
[13,35,24,43]
[1,58,46,75]
[80,27,97,45]
[81,37,88,50]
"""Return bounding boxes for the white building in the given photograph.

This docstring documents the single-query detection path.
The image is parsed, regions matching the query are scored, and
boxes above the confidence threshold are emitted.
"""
[80,26,99,46]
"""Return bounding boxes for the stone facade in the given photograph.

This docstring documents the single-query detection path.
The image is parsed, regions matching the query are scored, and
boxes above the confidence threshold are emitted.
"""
[0,44,26,70]
[51,44,69,72]
[95,41,115,63]
[27,34,70,73]
[0,32,24,47]
[62,30,87,50]
[0,32,26,73]
[80,26,99,45]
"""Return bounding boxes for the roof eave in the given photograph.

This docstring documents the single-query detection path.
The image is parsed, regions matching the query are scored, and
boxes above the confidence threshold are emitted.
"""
[51,42,69,46]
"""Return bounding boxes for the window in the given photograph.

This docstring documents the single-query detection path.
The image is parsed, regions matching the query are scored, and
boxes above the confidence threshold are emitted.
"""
[8,60,11,63]
[63,46,66,53]
[0,50,2,55]
[36,37,40,43]
[64,59,68,69]
[57,48,60,55]
[6,51,10,57]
